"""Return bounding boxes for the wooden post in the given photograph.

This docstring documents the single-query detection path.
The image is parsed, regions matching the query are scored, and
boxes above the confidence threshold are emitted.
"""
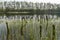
[52,25,55,40]
[40,25,42,40]
[6,22,9,40]
[21,17,24,36]
[46,15,48,30]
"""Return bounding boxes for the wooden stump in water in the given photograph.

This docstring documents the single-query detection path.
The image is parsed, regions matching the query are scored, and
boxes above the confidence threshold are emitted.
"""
[40,25,42,40]
[6,22,9,40]
[52,24,55,40]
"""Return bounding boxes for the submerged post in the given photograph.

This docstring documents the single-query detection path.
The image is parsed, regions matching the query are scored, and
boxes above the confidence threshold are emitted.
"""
[52,24,55,40]
[40,25,42,40]
[21,17,24,36]
[46,15,48,30]
[6,22,9,40]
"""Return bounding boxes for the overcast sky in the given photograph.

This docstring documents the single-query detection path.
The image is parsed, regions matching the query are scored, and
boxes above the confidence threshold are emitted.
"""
[0,0,60,4]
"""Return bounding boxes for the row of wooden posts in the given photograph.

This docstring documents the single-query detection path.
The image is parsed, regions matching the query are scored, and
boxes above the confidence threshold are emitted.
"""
[5,16,56,40]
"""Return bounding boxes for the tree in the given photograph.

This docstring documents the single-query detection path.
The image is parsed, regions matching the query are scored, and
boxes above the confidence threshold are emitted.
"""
[16,2,20,10]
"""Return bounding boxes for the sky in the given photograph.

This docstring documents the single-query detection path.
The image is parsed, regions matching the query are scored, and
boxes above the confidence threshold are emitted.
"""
[0,0,60,4]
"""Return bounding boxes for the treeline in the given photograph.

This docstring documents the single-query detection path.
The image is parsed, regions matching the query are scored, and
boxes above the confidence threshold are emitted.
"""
[0,1,60,10]
[0,1,60,16]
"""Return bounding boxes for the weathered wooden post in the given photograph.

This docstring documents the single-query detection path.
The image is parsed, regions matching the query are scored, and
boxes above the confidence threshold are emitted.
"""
[52,24,55,40]
[46,15,48,30]
[6,22,9,40]
[21,17,24,36]
[40,25,42,40]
